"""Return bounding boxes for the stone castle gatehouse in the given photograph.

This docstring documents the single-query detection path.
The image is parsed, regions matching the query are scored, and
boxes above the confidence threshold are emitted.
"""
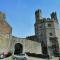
[0,9,60,60]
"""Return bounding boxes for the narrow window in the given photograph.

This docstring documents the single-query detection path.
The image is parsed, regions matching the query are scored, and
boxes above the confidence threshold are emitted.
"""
[48,24,51,27]
[49,33,53,36]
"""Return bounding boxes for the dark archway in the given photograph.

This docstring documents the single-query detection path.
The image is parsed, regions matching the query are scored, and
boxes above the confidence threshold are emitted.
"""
[49,37,60,57]
[14,43,23,55]
[41,41,48,55]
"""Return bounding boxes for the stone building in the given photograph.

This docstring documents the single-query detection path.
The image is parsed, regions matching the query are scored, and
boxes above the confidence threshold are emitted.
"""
[34,9,60,57]
[0,9,60,60]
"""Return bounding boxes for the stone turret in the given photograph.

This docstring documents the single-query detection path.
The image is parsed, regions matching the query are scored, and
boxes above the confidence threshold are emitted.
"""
[51,12,58,22]
[35,9,42,23]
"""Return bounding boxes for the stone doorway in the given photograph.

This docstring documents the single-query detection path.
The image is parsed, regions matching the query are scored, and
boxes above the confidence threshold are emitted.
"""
[14,43,23,55]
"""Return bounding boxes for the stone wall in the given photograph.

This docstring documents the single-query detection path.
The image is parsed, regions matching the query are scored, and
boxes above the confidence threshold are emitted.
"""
[0,12,12,57]
[11,36,42,54]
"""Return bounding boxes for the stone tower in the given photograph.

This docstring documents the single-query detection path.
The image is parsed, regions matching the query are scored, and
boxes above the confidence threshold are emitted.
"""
[34,9,60,57]
[34,9,43,42]
[0,12,12,54]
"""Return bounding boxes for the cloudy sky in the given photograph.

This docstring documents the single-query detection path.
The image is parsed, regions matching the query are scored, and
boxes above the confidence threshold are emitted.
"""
[0,0,60,37]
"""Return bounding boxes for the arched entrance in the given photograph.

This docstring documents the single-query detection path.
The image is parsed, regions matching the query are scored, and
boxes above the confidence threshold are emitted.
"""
[14,43,23,55]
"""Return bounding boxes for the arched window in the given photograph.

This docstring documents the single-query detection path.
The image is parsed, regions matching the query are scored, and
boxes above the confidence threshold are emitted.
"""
[14,43,23,55]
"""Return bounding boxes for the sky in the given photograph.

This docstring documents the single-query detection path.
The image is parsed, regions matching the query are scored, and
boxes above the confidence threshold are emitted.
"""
[0,0,60,38]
